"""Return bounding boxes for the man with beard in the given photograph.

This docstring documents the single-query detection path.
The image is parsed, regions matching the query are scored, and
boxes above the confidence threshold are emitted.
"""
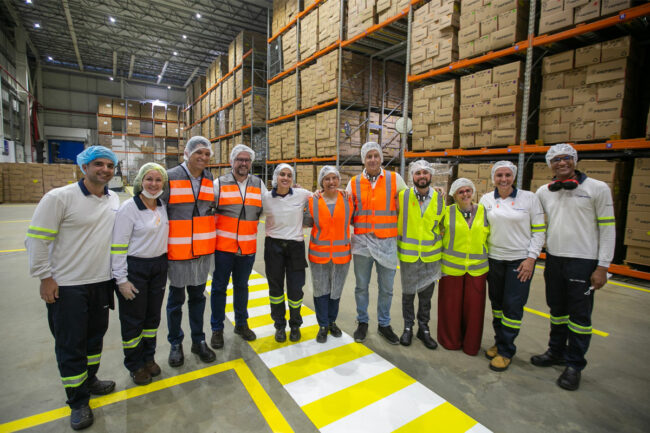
[396,160,445,349]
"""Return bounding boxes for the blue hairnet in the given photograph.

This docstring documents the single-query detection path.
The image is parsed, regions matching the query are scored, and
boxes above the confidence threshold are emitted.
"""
[77,146,118,174]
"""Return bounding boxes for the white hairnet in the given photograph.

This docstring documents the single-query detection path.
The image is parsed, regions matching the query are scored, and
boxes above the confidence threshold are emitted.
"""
[230,144,255,166]
[449,178,475,197]
[491,160,517,183]
[360,141,383,163]
[133,162,168,196]
[408,159,434,181]
[184,136,213,158]
[318,165,341,188]
[272,163,294,188]
[77,145,118,174]
[545,143,578,167]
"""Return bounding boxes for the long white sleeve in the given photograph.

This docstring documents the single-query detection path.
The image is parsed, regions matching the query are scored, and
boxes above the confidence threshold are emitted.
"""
[111,202,135,285]
[594,184,616,267]
[25,192,64,280]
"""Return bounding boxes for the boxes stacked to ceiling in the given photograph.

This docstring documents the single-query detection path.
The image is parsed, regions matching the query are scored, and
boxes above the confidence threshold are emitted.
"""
[347,0,376,38]
[458,61,523,148]
[411,78,459,151]
[229,30,266,70]
[539,0,632,34]
[410,0,460,75]
[458,0,528,61]
[625,159,650,265]
[539,36,636,144]
[272,0,300,36]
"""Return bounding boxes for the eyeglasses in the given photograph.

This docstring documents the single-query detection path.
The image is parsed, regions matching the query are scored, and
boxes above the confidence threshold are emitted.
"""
[550,155,573,164]
[235,158,251,163]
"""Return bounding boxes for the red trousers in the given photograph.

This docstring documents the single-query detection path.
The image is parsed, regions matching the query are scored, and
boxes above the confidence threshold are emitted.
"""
[437,273,487,356]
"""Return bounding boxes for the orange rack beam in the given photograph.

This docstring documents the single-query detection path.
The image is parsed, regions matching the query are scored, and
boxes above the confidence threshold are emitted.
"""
[267,98,338,124]
[209,124,253,142]
[97,113,181,124]
[341,6,409,48]
[539,253,650,281]
[268,41,340,85]
[268,0,324,43]
[186,87,253,129]
[266,156,337,164]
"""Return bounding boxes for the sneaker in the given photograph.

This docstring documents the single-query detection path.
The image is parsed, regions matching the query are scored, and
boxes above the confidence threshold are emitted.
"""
[145,360,161,377]
[485,345,498,360]
[557,366,581,391]
[378,325,399,345]
[289,327,301,342]
[130,366,152,385]
[399,328,413,346]
[210,330,224,349]
[329,322,342,338]
[275,328,287,343]
[234,325,257,341]
[70,404,93,430]
[316,326,328,343]
[168,344,184,367]
[354,322,368,342]
[489,355,511,372]
[531,349,566,367]
[87,377,116,395]
[416,328,438,350]
[191,341,216,363]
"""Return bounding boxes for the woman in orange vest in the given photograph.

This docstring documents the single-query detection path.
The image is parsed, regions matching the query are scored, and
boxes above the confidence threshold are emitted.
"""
[306,166,353,343]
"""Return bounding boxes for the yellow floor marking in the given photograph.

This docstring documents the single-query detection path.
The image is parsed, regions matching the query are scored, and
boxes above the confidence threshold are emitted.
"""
[247,306,314,329]
[249,324,321,354]
[607,280,650,293]
[271,343,373,386]
[0,358,292,433]
[0,220,30,223]
[226,296,269,312]
[394,402,477,433]
[523,307,609,337]
[0,248,26,253]
[226,282,269,296]
[302,367,416,429]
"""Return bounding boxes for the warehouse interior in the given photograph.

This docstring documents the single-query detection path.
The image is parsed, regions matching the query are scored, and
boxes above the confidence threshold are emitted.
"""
[1,0,650,432]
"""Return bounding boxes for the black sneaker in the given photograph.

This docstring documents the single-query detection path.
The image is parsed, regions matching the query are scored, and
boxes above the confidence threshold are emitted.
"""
[416,328,438,350]
[289,327,301,342]
[316,326,328,343]
[87,377,116,395]
[275,328,286,343]
[191,341,216,363]
[168,344,184,367]
[70,404,93,430]
[557,366,581,391]
[531,349,566,367]
[210,330,224,349]
[378,325,399,345]
[354,322,368,342]
[400,328,413,346]
[234,325,257,341]
[329,322,342,338]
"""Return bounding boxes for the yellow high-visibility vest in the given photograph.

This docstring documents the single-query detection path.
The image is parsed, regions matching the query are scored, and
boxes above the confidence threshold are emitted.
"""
[397,188,445,263]
[441,204,490,276]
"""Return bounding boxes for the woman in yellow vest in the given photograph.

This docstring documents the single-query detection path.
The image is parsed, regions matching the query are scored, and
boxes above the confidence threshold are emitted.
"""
[438,178,490,356]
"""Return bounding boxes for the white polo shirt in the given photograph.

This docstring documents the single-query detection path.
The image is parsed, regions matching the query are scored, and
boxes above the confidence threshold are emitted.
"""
[262,188,312,241]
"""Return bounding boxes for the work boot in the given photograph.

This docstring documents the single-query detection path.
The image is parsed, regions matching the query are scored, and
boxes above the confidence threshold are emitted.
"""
[531,349,566,367]
[87,377,116,395]
[289,327,301,342]
[130,366,152,386]
[145,360,161,377]
[234,325,257,341]
[168,344,184,367]
[416,328,438,350]
[275,328,287,343]
[489,355,512,372]
[400,328,413,346]
[378,325,399,345]
[210,330,224,349]
[191,341,216,363]
[329,322,342,337]
[557,366,581,391]
[485,345,498,360]
[354,322,368,342]
[316,326,328,343]
[70,404,94,430]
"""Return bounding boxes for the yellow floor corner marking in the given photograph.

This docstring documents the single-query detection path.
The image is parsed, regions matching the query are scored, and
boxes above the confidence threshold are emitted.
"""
[0,249,26,253]
[607,280,650,293]
[247,306,314,329]
[226,296,270,312]
[249,324,321,354]
[301,367,416,429]
[0,359,292,433]
[523,307,609,337]
[394,402,477,433]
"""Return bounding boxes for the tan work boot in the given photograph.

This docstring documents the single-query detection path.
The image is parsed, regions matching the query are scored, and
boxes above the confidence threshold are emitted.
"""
[485,345,498,360]
[490,355,511,372]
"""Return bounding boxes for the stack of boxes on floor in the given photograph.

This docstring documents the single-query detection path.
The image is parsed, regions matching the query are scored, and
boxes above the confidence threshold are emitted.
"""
[539,0,632,34]
[538,36,636,144]
[458,61,523,148]
[625,159,650,266]
[410,0,460,75]
[411,79,459,151]
[0,163,80,203]
[458,0,528,60]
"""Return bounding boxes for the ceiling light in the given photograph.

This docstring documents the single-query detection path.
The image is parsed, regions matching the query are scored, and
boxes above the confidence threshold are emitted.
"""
[167,86,171,89]
[195,13,201,19]
[26,0,32,4]
[173,51,178,56]
[109,16,116,23]
[109,76,114,81]
[47,56,53,61]
[182,34,187,40]
[34,23,40,28]
[158,75,162,78]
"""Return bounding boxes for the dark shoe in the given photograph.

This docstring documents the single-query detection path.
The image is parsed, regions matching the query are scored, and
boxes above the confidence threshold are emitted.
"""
[87,377,115,395]
[557,366,581,391]
[417,328,438,350]
[70,404,94,430]
[329,322,342,338]
[168,344,184,367]
[489,355,512,372]
[400,328,413,346]
[210,330,224,349]
[289,327,301,342]
[531,349,566,367]
[378,325,399,345]
[316,326,328,343]
[145,360,161,377]
[354,322,368,342]
[485,345,498,360]
[191,341,216,363]
[275,328,287,343]
[130,366,152,386]
[234,325,257,341]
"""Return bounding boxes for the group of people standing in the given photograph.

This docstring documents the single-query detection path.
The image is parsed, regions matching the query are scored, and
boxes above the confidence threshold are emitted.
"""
[25,138,614,431]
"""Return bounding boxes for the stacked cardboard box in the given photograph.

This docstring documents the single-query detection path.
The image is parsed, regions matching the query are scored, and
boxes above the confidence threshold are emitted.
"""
[98,97,112,115]
[127,101,141,118]
[300,7,320,59]
[282,27,298,69]
[154,122,167,137]
[228,30,266,70]
[1,163,42,203]
[299,116,317,158]
[318,0,340,49]
[268,121,296,160]
[282,74,298,116]
[112,99,126,116]
[141,102,153,119]
[348,0,376,38]
[192,76,207,102]
[269,81,284,119]
[459,61,523,148]
[243,94,267,126]
[272,0,301,36]
[625,159,650,263]
[98,118,112,133]
[362,112,401,159]
[167,105,179,122]
[412,78,459,151]
[206,56,228,88]
[411,0,460,75]
[459,0,527,61]
[223,75,235,106]
[539,36,635,143]
[126,119,140,135]
[236,66,266,95]
[296,164,318,191]
[539,0,632,35]
[153,106,166,121]
[339,165,364,187]
[42,164,78,194]
[377,0,411,22]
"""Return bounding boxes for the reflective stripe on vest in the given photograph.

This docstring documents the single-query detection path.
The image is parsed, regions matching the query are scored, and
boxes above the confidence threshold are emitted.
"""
[308,192,352,264]
[441,204,490,276]
[215,174,263,254]
[351,171,398,238]
[397,188,444,263]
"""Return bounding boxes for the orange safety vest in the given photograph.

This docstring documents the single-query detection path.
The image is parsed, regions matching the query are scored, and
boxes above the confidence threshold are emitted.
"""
[215,173,263,254]
[350,170,398,238]
[307,192,352,264]
[167,166,216,261]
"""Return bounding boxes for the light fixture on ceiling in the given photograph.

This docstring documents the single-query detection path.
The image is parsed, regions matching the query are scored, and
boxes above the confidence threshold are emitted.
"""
[26,0,32,4]
[195,13,201,19]
[33,23,40,28]
[109,76,114,81]
[167,86,171,89]
[47,56,53,61]
[173,51,178,56]
[182,34,187,40]
[109,16,116,23]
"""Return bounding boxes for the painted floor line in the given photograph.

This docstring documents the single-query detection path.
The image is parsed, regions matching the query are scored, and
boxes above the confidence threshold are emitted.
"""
[535,265,650,294]
[0,219,30,223]
[0,248,26,253]
[523,307,609,337]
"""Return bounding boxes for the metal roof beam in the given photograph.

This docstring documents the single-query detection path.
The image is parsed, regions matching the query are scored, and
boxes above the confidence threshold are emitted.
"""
[2,0,40,61]
[128,54,135,79]
[61,0,84,71]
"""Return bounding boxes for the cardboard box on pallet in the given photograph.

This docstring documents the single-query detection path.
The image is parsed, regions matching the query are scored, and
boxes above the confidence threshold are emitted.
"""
[411,0,460,74]
[112,99,126,116]
[347,0,377,39]
[272,0,301,36]
[299,116,317,158]
[98,97,112,115]
[319,0,341,48]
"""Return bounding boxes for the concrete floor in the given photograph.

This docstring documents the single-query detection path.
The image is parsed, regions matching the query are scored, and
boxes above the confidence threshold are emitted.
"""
[1,196,649,432]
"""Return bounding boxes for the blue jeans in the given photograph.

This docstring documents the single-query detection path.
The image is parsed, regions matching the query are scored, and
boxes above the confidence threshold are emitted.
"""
[210,250,256,331]
[166,284,206,345]
[353,254,396,327]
